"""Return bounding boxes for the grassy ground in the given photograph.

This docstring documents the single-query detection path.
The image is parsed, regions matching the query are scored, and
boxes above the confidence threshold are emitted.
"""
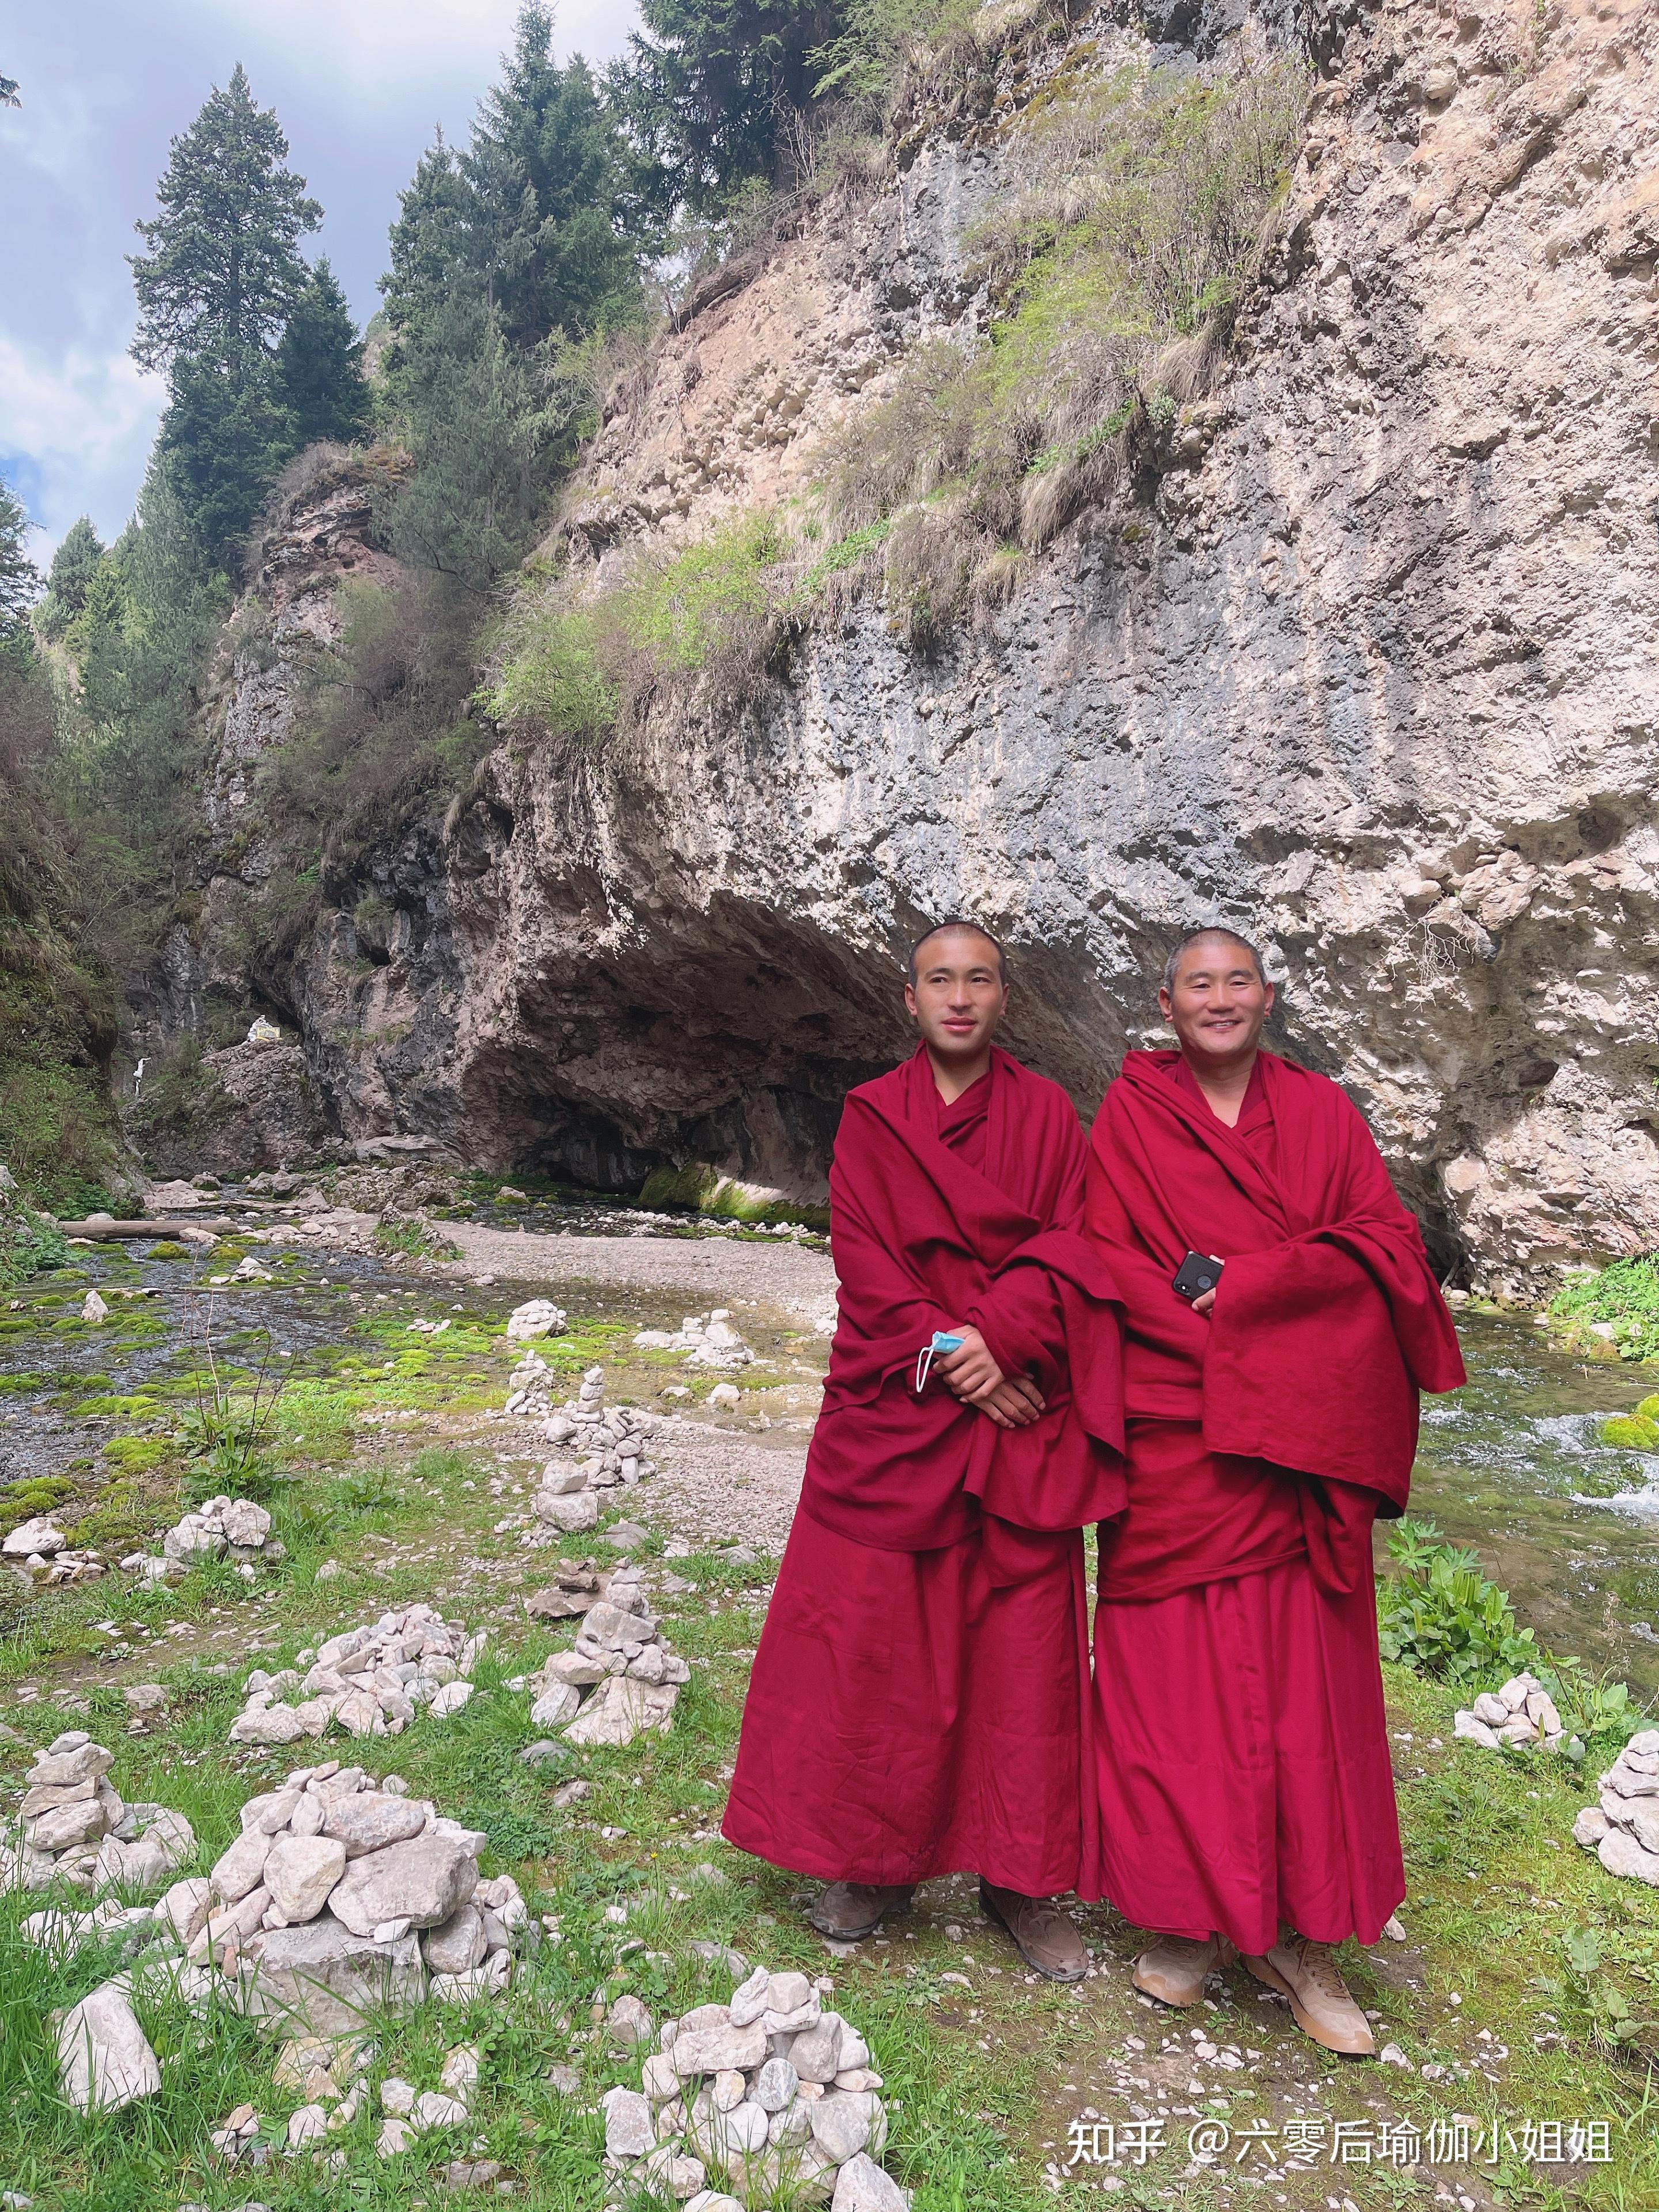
[0,1270,1654,2209]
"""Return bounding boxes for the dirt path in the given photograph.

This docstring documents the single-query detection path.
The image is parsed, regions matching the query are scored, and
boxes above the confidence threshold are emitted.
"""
[441,1221,839,1331]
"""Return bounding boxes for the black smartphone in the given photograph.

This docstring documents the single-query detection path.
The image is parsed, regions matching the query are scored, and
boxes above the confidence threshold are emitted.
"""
[1172,1251,1224,1301]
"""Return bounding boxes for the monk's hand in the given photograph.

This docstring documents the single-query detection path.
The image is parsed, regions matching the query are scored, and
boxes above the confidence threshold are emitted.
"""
[975,1375,1046,1429]
[933,1325,1005,1402]
[1190,1257,1225,1319]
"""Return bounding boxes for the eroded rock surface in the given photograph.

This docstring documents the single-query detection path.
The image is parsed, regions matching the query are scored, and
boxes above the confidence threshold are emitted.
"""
[184,0,1659,1290]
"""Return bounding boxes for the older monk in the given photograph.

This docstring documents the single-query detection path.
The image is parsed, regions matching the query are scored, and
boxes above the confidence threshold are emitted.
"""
[1085,927,1464,2053]
[724,920,1126,1977]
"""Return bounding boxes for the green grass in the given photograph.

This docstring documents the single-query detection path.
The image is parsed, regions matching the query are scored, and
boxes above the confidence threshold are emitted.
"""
[1550,1260,1659,1363]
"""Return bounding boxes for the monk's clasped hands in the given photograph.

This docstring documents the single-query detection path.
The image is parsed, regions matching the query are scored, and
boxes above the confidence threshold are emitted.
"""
[933,1325,1047,1429]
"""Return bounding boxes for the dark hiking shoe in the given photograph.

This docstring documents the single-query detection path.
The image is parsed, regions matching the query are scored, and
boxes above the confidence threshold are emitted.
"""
[806,1882,915,1940]
[979,1879,1089,1983]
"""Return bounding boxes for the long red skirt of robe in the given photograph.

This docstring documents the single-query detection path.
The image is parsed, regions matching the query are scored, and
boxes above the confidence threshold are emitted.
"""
[1086,1052,1464,1952]
[725,1051,1123,1896]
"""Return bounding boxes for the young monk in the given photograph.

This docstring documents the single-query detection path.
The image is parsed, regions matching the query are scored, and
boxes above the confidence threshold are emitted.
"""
[1084,926,1465,2053]
[724,920,1126,1978]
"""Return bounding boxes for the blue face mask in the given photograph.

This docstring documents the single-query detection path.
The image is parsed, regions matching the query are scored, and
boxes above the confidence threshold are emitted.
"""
[914,1331,964,1395]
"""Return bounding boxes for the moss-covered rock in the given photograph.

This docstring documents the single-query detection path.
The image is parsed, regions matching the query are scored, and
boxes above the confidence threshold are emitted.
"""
[1598,1414,1659,1451]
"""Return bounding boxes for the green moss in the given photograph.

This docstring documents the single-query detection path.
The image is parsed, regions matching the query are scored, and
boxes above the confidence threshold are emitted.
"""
[102,1436,172,1474]
[1599,1414,1659,1451]
[145,1240,190,1260]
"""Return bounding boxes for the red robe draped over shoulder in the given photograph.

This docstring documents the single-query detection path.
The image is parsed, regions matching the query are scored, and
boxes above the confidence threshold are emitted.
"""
[1085,1049,1464,1951]
[724,1047,1126,1895]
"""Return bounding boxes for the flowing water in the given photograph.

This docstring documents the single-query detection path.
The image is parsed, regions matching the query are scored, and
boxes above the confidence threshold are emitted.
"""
[2,1210,1656,1692]
[1406,1310,1659,1694]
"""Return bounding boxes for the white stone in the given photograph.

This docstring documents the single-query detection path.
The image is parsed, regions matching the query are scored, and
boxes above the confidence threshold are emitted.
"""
[506,1300,568,1341]
[411,2090,470,2130]
[3,1517,66,1558]
[211,1828,272,1904]
[811,2089,876,2162]
[377,2115,414,2157]
[263,1834,346,1924]
[381,2077,416,2116]
[288,2102,329,2147]
[1600,1827,1659,1887]
[429,1679,474,1718]
[604,2086,656,2158]
[563,1675,677,1749]
[56,1982,161,2112]
[672,2021,770,2078]
[531,1683,581,1729]
[539,1489,600,1532]
[425,1903,487,1974]
[81,1291,108,1324]
[608,1993,655,2048]
[1453,1710,1501,1751]
[831,2153,910,2211]
[755,2056,799,2112]
[327,1832,479,1937]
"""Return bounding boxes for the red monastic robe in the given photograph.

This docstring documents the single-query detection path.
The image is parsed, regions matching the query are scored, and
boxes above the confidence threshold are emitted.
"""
[1085,1050,1464,1952]
[724,1047,1126,1896]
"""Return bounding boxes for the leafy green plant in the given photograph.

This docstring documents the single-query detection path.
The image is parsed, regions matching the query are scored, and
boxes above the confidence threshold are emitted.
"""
[1551,1257,1659,1361]
[1376,1517,1540,1685]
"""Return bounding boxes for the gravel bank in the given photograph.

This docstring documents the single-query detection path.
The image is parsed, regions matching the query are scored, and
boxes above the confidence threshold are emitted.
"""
[647,1424,810,1556]
[441,1222,839,1328]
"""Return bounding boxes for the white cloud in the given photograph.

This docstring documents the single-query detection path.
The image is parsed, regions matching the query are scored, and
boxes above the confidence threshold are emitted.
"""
[0,338,168,557]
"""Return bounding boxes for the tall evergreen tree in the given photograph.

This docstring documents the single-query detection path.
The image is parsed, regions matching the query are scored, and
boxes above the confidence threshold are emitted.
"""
[37,516,105,641]
[274,259,373,448]
[0,476,39,668]
[128,64,321,376]
[617,0,844,215]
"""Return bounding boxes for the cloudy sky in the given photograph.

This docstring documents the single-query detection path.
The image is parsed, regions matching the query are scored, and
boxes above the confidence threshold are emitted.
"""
[1,0,641,563]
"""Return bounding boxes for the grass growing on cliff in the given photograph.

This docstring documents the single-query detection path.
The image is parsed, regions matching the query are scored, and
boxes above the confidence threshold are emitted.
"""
[816,52,1308,638]
[486,47,1308,740]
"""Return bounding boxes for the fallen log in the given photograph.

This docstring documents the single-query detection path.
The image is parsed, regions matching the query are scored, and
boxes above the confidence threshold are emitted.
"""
[55,1217,246,1240]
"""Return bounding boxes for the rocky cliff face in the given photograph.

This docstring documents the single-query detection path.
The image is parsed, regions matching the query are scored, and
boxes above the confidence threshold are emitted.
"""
[192,0,1658,1290]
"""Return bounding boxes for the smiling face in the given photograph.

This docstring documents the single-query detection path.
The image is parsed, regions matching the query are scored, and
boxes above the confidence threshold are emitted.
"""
[904,927,1008,1067]
[1159,933,1274,1071]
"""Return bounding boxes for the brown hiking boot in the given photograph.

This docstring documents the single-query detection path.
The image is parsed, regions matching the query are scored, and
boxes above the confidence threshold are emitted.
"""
[979,1879,1088,1983]
[1243,1932,1376,2056]
[1133,1934,1224,2007]
[806,1883,915,1940]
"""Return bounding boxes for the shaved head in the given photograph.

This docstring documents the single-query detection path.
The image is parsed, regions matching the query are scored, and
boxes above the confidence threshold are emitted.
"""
[1161,927,1266,995]
[908,918,1007,985]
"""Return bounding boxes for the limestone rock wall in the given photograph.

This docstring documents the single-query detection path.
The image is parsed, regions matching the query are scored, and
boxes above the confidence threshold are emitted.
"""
[194,0,1659,1287]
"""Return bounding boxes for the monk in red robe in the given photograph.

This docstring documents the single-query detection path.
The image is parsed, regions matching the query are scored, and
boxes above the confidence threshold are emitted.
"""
[725,921,1126,1976]
[1086,927,1464,2053]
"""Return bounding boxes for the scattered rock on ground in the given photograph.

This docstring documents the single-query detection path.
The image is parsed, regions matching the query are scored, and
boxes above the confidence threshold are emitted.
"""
[56,1978,162,2112]
[631,1309,755,1370]
[229,1605,485,1745]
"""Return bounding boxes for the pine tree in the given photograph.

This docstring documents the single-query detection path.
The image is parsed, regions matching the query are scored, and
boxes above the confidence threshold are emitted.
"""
[37,516,105,641]
[128,63,321,375]
[156,357,294,570]
[0,476,39,668]
[460,8,643,348]
[274,259,373,448]
[618,0,845,215]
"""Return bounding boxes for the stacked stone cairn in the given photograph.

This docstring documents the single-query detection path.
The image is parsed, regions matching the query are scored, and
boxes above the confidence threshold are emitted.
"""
[229,1605,485,1745]
[505,1297,568,1342]
[518,1562,688,1751]
[521,1365,662,1536]
[1453,1672,1566,1752]
[601,1965,909,2209]
[119,1495,288,1586]
[47,1766,525,2112]
[632,1309,755,1370]
[1573,1728,1659,1886]
[0,1732,195,1893]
